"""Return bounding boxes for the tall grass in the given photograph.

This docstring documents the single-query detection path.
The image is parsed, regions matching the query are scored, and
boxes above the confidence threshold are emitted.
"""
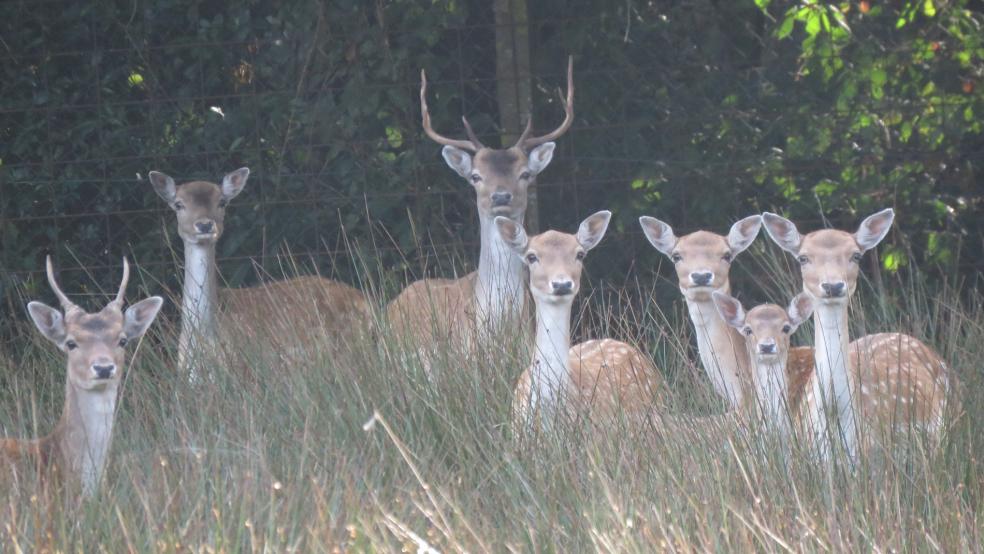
[0,243,980,552]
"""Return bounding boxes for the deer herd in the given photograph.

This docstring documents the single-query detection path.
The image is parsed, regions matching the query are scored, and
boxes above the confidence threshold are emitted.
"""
[3,58,957,497]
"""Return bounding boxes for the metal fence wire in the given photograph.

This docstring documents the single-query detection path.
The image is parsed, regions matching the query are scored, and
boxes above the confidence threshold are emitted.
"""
[1,0,982,341]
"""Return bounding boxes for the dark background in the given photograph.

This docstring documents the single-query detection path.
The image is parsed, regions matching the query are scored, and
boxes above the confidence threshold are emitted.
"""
[2,0,982,346]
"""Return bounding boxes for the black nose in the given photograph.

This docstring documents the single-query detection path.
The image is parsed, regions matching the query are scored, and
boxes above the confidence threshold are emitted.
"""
[491,191,512,207]
[691,272,713,286]
[195,221,215,233]
[551,281,574,295]
[821,281,846,297]
[93,364,115,379]
[758,343,777,354]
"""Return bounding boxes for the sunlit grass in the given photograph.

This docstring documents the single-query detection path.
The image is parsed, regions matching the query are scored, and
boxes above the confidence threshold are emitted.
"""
[0,247,980,551]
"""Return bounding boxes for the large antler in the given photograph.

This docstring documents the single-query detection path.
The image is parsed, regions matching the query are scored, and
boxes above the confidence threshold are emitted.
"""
[516,56,575,150]
[107,257,130,309]
[420,69,484,152]
[45,255,81,313]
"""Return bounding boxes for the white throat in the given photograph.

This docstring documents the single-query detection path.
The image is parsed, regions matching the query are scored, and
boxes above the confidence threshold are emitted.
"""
[809,302,856,461]
[178,242,218,376]
[475,213,527,333]
[530,299,573,413]
[749,355,791,437]
[685,297,749,408]
[63,382,118,496]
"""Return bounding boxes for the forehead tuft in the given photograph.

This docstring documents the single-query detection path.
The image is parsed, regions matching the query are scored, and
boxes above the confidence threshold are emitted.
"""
[802,229,857,252]
[529,230,579,252]
[746,304,788,324]
[176,181,222,206]
[476,149,522,175]
[678,230,727,250]
[71,308,123,335]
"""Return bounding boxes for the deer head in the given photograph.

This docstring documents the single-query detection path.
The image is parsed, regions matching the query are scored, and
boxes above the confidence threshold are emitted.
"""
[713,292,815,366]
[639,215,762,302]
[26,257,163,391]
[495,210,611,304]
[421,57,574,222]
[148,168,250,245]
[761,209,895,304]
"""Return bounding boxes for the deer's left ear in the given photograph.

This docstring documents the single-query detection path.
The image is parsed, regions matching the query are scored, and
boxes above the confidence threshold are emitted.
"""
[27,302,67,345]
[527,142,556,176]
[494,217,529,254]
[786,292,816,328]
[576,210,612,251]
[221,167,250,201]
[123,297,164,340]
[712,291,746,329]
[855,208,894,252]
[726,215,762,255]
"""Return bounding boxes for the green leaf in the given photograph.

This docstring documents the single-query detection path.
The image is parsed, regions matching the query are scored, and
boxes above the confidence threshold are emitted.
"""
[777,15,796,39]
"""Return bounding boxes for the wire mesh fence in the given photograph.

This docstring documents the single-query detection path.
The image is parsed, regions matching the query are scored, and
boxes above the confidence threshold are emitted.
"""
[2,0,982,346]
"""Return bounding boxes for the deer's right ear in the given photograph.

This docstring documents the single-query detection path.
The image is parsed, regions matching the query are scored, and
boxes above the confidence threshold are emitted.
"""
[148,171,177,204]
[761,212,802,255]
[527,142,556,175]
[787,292,816,328]
[711,291,746,329]
[441,146,473,179]
[27,302,67,345]
[494,216,529,254]
[221,167,250,200]
[639,216,677,257]
[123,297,164,340]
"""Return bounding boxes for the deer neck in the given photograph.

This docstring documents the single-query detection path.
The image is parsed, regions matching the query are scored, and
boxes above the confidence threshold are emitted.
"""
[748,355,791,437]
[809,302,856,460]
[179,242,218,373]
[475,213,527,331]
[530,299,573,412]
[685,292,749,408]
[56,380,118,496]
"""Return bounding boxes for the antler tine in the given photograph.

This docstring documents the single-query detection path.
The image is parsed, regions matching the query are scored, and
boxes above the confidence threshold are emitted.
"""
[45,255,80,313]
[420,69,481,152]
[461,116,486,150]
[514,116,533,147]
[111,257,130,307]
[519,55,575,149]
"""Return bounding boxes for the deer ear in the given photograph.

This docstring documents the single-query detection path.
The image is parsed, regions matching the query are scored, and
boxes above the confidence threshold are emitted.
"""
[726,215,762,255]
[576,210,612,251]
[148,171,177,204]
[711,292,746,329]
[27,302,67,345]
[221,167,250,200]
[494,217,529,254]
[787,292,816,328]
[123,297,164,340]
[441,146,473,179]
[761,212,802,255]
[855,208,895,252]
[527,142,556,175]
[638,216,678,257]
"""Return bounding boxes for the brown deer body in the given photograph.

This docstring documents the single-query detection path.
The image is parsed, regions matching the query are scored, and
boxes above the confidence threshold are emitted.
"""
[2,257,162,496]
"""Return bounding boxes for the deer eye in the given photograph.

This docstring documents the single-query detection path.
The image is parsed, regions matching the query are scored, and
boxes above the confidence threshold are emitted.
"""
[850,252,863,263]
[526,253,539,264]
[671,252,683,263]
[65,340,78,351]
[470,173,482,184]
[742,327,753,337]
[722,252,733,263]
[173,201,185,211]
[797,255,809,265]
[575,251,586,261]
[118,337,128,348]
[781,324,792,334]
[519,171,532,180]
[218,199,228,209]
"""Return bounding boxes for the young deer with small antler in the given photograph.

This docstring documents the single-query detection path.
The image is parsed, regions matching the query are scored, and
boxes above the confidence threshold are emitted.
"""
[387,58,575,356]
[2,257,163,496]
[496,211,660,427]
[761,209,953,461]
[637,215,814,410]
[149,168,371,380]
